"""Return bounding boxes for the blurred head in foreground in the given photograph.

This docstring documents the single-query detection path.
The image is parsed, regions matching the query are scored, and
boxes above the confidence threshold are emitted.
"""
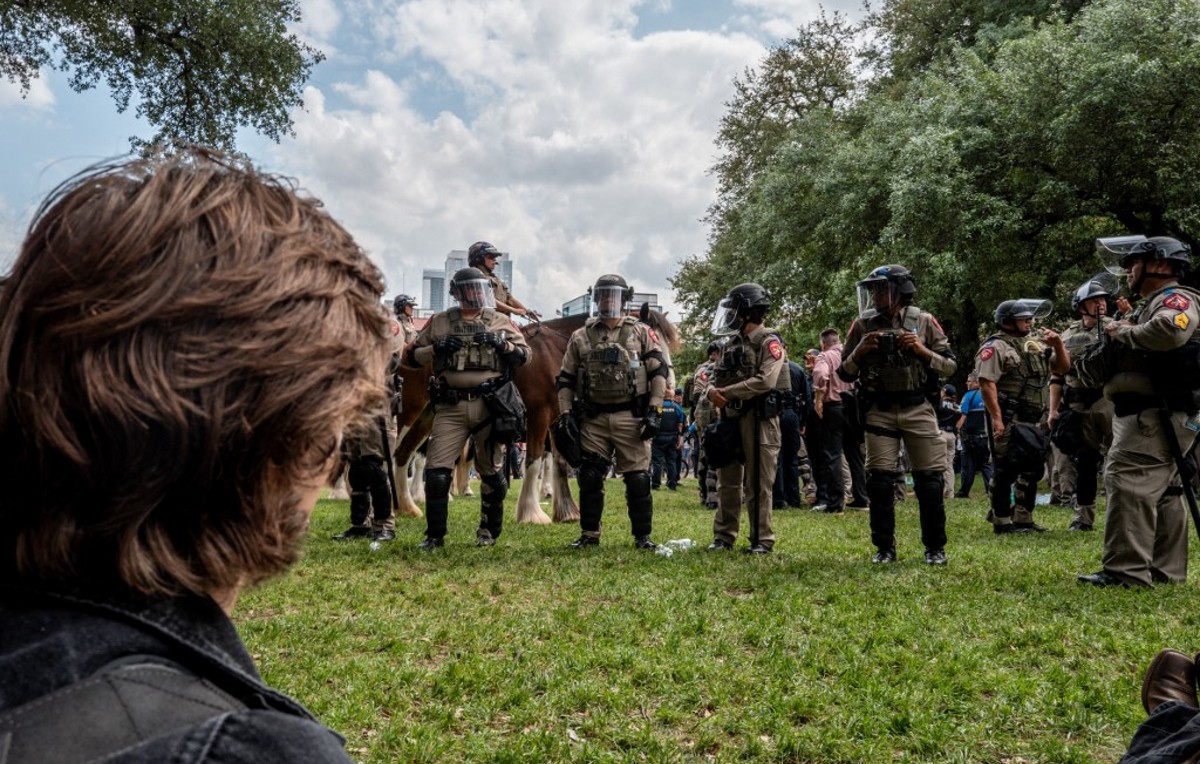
[0,149,392,603]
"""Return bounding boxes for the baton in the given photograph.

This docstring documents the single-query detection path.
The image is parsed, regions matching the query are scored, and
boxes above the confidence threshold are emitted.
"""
[1156,406,1200,544]
[378,415,401,514]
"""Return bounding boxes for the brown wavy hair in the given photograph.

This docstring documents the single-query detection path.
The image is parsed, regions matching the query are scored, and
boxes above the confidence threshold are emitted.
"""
[0,149,390,598]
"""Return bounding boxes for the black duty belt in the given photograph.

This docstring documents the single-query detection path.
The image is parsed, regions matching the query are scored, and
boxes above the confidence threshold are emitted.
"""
[1111,391,1199,417]
[1064,387,1103,407]
[590,401,635,415]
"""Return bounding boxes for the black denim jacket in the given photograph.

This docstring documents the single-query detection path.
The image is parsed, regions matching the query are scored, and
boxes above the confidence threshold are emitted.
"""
[0,586,353,763]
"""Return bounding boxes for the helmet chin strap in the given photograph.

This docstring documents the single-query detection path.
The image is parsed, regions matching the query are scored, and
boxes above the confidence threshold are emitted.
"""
[1004,321,1030,337]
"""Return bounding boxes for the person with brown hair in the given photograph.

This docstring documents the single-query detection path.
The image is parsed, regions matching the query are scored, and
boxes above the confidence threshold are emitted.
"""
[0,149,390,762]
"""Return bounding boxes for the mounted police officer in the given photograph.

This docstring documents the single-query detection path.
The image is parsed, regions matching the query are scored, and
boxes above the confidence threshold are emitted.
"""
[404,267,530,548]
[393,293,419,345]
[838,265,957,565]
[555,274,667,549]
[1048,276,1116,531]
[467,241,540,319]
[705,283,788,554]
[975,299,1069,534]
[1077,236,1200,587]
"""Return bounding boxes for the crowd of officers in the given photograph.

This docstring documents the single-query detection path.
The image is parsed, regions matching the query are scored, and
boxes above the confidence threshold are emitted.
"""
[335,236,1200,587]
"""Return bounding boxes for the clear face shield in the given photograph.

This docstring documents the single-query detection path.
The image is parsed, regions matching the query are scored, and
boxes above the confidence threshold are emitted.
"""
[1097,235,1150,275]
[710,297,741,336]
[591,285,626,319]
[1010,298,1053,326]
[856,279,900,317]
[452,278,495,310]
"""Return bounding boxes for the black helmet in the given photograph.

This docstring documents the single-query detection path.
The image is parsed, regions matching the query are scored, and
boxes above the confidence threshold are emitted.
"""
[468,241,502,268]
[1120,236,1191,271]
[711,283,769,335]
[726,283,770,311]
[1070,278,1113,316]
[449,267,495,309]
[994,299,1052,333]
[589,274,634,318]
[856,264,916,316]
[393,293,417,315]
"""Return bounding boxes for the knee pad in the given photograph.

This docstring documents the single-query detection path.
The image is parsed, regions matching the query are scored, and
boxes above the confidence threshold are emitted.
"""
[623,470,651,499]
[867,470,901,495]
[425,467,453,500]
[578,453,610,494]
[912,469,944,501]
[481,472,508,501]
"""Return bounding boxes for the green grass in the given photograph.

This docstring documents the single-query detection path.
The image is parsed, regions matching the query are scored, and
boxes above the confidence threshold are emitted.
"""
[235,479,1200,763]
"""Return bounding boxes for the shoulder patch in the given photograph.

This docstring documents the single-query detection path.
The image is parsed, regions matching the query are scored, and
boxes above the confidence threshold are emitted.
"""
[928,314,944,334]
[979,347,995,362]
[1164,293,1191,311]
[647,328,659,344]
[391,319,401,336]
[767,338,784,360]
[1175,313,1190,330]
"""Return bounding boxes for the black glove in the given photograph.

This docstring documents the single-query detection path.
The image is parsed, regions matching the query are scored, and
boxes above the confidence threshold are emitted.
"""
[639,409,662,440]
[474,331,507,351]
[433,336,463,357]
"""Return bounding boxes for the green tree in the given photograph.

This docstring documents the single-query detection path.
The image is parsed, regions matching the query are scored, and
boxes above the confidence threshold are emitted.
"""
[1,0,323,150]
[681,0,1200,365]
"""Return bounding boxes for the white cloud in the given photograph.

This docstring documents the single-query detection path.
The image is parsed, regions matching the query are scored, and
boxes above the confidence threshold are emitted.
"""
[0,74,55,111]
[267,0,773,319]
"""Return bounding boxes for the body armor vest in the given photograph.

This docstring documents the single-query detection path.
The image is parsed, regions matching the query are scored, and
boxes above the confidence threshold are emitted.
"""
[857,306,929,394]
[579,319,643,405]
[713,329,790,394]
[1062,319,1108,390]
[989,332,1051,408]
[433,308,503,374]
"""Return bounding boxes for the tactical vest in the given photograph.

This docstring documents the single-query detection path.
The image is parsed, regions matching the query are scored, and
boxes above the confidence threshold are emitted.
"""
[693,362,716,424]
[433,307,504,374]
[579,319,645,405]
[857,306,930,394]
[1062,319,1108,392]
[713,329,790,394]
[988,331,1051,409]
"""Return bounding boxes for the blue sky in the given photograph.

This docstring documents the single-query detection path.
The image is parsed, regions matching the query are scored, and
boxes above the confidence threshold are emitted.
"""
[0,0,862,314]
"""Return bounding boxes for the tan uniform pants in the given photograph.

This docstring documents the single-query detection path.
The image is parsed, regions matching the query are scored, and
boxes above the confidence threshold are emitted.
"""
[940,430,957,497]
[864,402,946,472]
[580,410,651,473]
[714,412,779,549]
[1102,409,1198,586]
[427,397,504,476]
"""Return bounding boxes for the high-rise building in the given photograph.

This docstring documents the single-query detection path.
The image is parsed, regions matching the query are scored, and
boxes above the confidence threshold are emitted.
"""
[559,290,661,317]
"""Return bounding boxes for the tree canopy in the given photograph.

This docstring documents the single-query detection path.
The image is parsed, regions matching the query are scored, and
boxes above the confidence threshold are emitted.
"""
[1,0,323,150]
[678,0,1200,365]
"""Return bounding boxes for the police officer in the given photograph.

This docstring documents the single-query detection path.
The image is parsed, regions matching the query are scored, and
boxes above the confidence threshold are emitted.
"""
[688,341,722,508]
[651,389,686,490]
[333,415,398,541]
[1077,236,1200,587]
[975,299,1069,534]
[838,265,957,565]
[1048,277,1116,531]
[773,356,809,509]
[936,385,960,500]
[556,274,667,549]
[467,241,540,319]
[393,293,419,345]
[705,283,788,554]
[404,267,530,548]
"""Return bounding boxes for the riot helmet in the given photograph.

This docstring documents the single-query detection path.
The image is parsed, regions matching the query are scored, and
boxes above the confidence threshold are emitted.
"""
[589,274,634,319]
[706,340,722,357]
[468,240,503,269]
[993,299,1052,336]
[393,293,417,316]
[1070,273,1118,319]
[1098,235,1191,274]
[856,264,916,317]
[710,283,770,335]
[449,267,495,310]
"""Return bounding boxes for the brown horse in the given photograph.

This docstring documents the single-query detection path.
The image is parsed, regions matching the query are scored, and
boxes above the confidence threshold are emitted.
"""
[391,310,680,524]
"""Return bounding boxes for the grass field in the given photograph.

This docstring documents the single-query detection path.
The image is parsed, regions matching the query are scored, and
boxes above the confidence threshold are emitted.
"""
[235,478,1200,763]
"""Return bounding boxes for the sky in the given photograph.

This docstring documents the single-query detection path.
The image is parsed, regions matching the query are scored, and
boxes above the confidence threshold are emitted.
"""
[0,0,862,318]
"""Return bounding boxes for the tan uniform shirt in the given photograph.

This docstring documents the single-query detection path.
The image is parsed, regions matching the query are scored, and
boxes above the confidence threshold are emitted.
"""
[840,305,956,386]
[1105,284,1200,398]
